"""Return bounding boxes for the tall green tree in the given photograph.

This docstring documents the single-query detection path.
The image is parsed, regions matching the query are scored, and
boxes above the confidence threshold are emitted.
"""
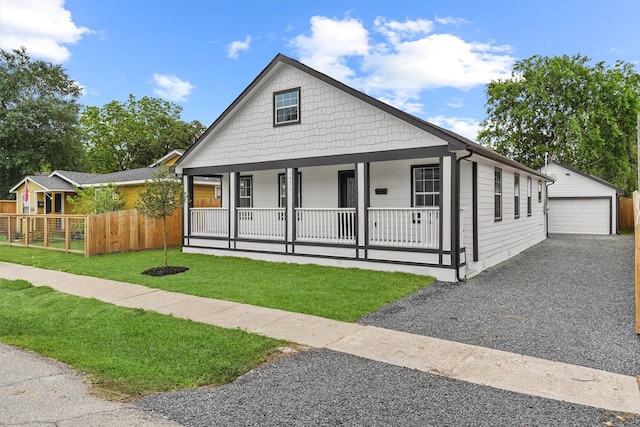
[135,165,185,268]
[81,94,205,173]
[0,47,85,199]
[478,54,640,193]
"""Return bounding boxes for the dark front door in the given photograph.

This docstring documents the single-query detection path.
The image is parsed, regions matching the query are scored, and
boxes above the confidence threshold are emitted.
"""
[338,170,356,239]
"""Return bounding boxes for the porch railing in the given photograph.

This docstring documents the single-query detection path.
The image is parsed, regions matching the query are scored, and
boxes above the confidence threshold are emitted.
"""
[368,207,439,248]
[237,208,286,240]
[295,208,357,244]
[187,207,441,249]
[190,208,229,237]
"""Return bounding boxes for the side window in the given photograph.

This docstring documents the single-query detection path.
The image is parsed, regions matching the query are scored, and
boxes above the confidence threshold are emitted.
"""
[514,173,520,219]
[538,180,542,203]
[494,168,502,221]
[527,177,532,216]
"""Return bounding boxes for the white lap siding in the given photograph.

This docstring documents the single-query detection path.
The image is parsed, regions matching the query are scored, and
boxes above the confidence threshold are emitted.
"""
[469,157,547,273]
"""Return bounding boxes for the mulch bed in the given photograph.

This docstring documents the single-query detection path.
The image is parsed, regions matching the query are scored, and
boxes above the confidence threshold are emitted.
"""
[142,266,189,277]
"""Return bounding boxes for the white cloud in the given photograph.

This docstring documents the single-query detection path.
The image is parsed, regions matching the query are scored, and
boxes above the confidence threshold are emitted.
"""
[291,15,514,116]
[447,98,464,108]
[0,0,91,63]
[291,16,370,82]
[152,74,195,102]
[227,36,251,59]
[428,115,480,141]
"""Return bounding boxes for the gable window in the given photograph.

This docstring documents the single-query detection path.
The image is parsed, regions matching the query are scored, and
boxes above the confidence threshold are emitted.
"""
[538,180,542,203]
[494,168,502,221]
[278,172,302,208]
[527,177,532,216]
[274,88,300,126]
[412,165,440,207]
[514,173,520,219]
[239,176,252,208]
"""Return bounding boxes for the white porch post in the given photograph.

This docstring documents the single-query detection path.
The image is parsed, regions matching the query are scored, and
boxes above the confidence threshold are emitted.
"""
[229,172,238,239]
[182,175,190,241]
[357,162,366,248]
[286,167,294,244]
[441,156,452,254]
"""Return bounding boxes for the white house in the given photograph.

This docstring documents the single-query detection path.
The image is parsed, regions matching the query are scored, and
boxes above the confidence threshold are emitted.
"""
[543,161,624,235]
[174,54,553,282]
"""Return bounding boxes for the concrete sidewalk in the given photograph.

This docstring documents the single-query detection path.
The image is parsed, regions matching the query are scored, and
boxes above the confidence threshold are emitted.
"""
[1,261,639,416]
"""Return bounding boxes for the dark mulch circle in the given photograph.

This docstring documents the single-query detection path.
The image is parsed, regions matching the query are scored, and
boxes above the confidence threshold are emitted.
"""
[142,266,189,277]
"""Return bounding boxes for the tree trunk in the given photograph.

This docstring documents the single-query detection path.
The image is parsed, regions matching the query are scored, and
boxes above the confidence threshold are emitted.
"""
[162,216,168,267]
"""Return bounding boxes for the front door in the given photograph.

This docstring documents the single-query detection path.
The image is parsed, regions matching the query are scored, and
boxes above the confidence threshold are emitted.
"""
[338,170,356,239]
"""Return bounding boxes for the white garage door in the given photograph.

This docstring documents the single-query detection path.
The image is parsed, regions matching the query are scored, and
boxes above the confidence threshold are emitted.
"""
[548,198,610,235]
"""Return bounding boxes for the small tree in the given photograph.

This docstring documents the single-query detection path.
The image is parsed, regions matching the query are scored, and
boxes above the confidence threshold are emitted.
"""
[67,183,125,214]
[134,165,185,268]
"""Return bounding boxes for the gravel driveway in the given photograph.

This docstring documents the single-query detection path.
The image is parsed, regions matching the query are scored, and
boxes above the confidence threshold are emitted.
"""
[137,235,640,426]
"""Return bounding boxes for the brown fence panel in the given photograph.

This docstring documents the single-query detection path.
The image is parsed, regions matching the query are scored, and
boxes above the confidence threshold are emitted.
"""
[620,197,634,230]
[193,197,221,208]
[86,208,182,256]
[0,201,14,214]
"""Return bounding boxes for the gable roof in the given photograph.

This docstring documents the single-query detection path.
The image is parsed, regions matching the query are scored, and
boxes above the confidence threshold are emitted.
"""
[148,149,186,167]
[176,53,551,181]
[8,175,74,193]
[544,161,625,194]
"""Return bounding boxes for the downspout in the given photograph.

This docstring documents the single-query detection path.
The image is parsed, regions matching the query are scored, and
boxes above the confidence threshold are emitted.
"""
[455,149,474,282]
[545,180,554,238]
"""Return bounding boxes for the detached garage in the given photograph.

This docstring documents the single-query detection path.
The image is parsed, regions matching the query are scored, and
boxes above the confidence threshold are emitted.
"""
[542,161,624,235]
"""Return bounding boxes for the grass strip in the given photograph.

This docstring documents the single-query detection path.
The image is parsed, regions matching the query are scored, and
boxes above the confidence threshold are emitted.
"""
[0,246,433,322]
[0,279,286,400]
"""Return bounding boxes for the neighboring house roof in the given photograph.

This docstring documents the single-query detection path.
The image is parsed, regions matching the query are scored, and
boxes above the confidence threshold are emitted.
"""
[52,168,158,187]
[148,149,186,167]
[176,53,552,181]
[8,175,75,193]
[542,160,625,195]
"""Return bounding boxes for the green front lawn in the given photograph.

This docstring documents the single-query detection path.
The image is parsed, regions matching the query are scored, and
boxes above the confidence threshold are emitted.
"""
[0,246,433,322]
[0,279,285,400]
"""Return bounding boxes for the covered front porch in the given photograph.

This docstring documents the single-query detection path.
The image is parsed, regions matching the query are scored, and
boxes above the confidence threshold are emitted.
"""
[180,147,466,281]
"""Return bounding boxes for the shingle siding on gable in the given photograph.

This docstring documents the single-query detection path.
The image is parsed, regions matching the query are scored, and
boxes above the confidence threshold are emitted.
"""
[186,65,447,169]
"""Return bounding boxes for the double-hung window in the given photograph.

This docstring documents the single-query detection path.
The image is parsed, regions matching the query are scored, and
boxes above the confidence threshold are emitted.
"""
[527,177,532,216]
[494,168,502,221]
[514,173,520,219]
[538,180,542,203]
[274,88,300,126]
[412,165,440,207]
[239,176,252,207]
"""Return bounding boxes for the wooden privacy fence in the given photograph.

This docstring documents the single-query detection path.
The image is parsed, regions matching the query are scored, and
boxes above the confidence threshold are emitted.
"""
[0,208,183,257]
[0,200,14,214]
[85,208,182,256]
[619,197,634,230]
[634,191,640,334]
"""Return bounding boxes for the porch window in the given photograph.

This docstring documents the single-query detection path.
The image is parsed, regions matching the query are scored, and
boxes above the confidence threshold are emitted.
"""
[527,177,532,216]
[514,173,520,219]
[412,165,439,207]
[278,172,302,208]
[494,168,502,221]
[274,88,300,126]
[239,176,252,207]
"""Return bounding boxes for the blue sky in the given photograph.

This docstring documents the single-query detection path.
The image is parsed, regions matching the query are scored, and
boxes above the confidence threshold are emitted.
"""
[1,0,638,140]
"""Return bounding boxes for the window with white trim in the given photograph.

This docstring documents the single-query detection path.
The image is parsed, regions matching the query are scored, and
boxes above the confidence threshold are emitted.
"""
[274,88,300,126]
[514,173,520,219]
[239,176,252,208]
[412,165,440,207]
[538,180,542,202]
[494,168,502,221]
[527,177,532,216]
